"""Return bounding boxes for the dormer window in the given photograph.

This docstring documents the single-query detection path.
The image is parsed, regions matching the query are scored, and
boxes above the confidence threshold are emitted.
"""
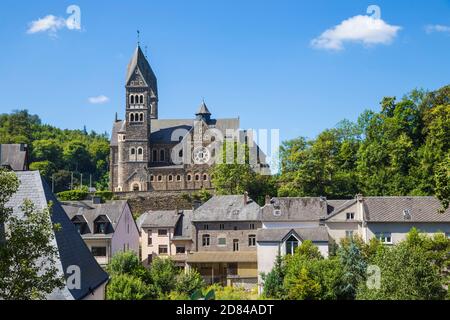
[285,235,299,255]
[94,215,110,234]
[71,215,87,235]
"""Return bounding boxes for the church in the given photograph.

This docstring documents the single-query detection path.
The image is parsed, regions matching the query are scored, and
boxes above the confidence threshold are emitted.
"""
[110,45,268,193]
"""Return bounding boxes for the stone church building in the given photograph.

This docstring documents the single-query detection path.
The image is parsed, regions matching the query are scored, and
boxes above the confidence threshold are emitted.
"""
[110,45,267,193]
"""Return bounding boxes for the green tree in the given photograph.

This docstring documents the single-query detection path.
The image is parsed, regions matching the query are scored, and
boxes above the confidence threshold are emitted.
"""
[175,269,205,296]
[106,274,154,300]
[338,242,367,299]
[0,169,65,299]
[261,255,286,299]
[149,258,178,297]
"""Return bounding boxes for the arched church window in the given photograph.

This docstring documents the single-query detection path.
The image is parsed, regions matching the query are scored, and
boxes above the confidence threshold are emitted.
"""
[130,95,135,104]
[132,183,140,192]
[157,175,163,182]
[139,113,144,122]
[179,150,183,158]
[203,174,208,181]
[195,174,200,181]
[187,174,192,182]
[168,175,173,182]
[160,150,165,162]
[176,175,182,181]
[130,113,135,122]
[140,95,144,104]
[138,148,143,155]
[152,149,157,162]
[130,148,136,155]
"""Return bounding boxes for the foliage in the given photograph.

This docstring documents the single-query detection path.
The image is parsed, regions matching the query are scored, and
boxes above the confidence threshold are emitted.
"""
[108,251,143,277]
[261,254,286,299]
[95,190,114,202]
[0,110,110,192]
[204,284,257,300]
[338,242,367,299]
[57,190,89,201]
[148,258,178,297]
[0,170,65,299]
[175,269,205,296]
[106,274,154,300]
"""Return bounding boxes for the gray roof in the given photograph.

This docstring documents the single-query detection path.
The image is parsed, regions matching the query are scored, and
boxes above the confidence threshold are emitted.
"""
[5,171,109,300]
[196,101,211,115]
[193,195,261,222]
[61,200,129,238]
[0,144,28,171]
[326,199,357,217]
[110,117,240,147]
[174,210,193,240]
[137,210,182,228]
[257,227,329,243]
[363,196,450,222]
[261,197,328,222]
[126,46,157,88]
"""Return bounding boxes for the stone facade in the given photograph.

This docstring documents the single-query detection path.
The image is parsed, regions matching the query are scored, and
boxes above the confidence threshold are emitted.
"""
[110,45,268,193]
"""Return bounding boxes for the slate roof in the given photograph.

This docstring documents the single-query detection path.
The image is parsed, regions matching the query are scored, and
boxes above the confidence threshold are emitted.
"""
[137,210,182,229]
[61,200,128,238]
[326,199,357,218]
[174,210,193,240]
[196,101,211,115]
[0,144,28,171]
[261,197,328,222]
[5,171,109,300]
[126,45,157,88]
[110,118,240,147]
[363,196,450,222]
[193,195,261,222]
[257,227,329,243]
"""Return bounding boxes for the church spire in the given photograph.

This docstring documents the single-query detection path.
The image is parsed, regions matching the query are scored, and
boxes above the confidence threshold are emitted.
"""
[196,100,212,122]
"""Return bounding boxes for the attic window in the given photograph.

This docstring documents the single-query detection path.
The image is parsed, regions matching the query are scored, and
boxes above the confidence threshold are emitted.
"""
[346,212,355,220]
[94,215,109,234]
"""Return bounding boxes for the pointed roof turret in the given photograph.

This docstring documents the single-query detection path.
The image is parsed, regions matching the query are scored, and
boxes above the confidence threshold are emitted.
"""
[126,45,157,88]
[196,100,212,122]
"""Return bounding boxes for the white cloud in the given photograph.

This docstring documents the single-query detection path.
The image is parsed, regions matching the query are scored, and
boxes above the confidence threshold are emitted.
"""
[311,15,402,51]
[425,24,450,34]
[27,15,67,34]
[88,95,110,105]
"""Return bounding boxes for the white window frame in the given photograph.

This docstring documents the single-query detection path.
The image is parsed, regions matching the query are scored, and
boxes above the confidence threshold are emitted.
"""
[375,232,393,245]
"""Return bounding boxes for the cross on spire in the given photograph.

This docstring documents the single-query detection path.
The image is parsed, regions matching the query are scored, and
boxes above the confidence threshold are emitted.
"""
[137,30,140,47]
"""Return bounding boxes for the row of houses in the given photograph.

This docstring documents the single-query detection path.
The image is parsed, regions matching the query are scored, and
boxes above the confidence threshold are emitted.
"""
[2,144,450,298]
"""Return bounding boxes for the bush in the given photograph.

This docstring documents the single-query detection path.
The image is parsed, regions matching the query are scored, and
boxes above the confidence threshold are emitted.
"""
[108,251,142,276]
[106,274,154,300]
[204,284,256,300]
[261,255,286,299]
[57,190,88,201]
[95,190,114,201]
[175,269,205,296]
[149,258,178,297]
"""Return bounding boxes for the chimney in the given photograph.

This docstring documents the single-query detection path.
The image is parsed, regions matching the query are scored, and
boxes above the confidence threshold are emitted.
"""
[356,194,364,202]
[244,191,249,205]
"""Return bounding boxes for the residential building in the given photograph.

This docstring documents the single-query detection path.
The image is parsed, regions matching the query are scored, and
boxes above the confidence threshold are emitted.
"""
[62,199,140,267]
[109,45,268,193]
[188,194,261,288]
[5,171,109,300]
[257,197,330,292]
[325,195,450,245]
[137,210,193,267]
[0,144,28,171]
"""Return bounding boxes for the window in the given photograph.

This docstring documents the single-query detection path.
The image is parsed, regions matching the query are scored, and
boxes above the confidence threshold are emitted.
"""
[248,235,256,247]
[203,174,208,181]
[94,216,109,234]
[138,147,143,155]
[176,175,182,181]
[140,95,144,104]
[219,223,225,230]
[158,175,163,182]
[285,235,299,255]
[375,232,392,244]
[91,247,107,257]
[345,230,354,239]
[187,174,192,181]
[160,150,165,162]
[148,234,152,246]
[130,113,135,122]
[168,175,173,182]
[152,149,157,162]
[249,223,255,230]
[202,234,210,247]
[158,229,168,237]
[159,245,168,255]
[233,239,239,252]
[179,150,183,158]
[130,148,136,155]
[176,246,186,254]
[273,209,282,217]
[139,113,144,122]
[218,237,227,246]
[195,174,200,181]
[132,183,140,191]
[346,212,355,220]
[150,175,154,182]
[233,226,238,231]
[204,224,209,230]
[130,95,135,104]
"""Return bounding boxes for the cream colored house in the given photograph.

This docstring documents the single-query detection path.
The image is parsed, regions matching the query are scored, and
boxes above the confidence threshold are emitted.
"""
[137,210,193,267]
[325,195,450,245]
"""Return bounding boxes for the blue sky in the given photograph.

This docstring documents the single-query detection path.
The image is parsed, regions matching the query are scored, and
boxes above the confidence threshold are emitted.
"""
[0,0,449,142]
